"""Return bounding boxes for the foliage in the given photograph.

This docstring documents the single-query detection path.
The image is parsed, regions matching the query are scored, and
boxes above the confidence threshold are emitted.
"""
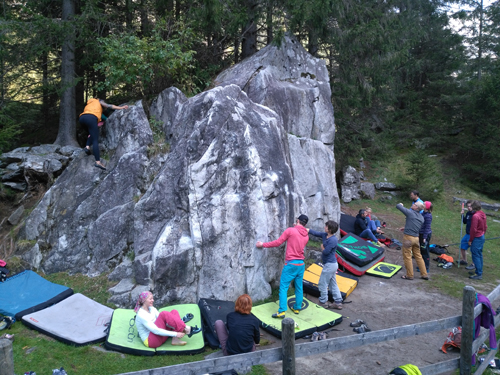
[0,109,22,153]
[95,19,196,98]
[393,149,443,201]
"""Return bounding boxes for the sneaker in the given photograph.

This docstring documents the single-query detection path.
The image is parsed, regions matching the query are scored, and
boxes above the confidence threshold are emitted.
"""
[469,274,482,280]
[459,260,468,266]
[465,264,475,270]
[350,319,365,327]
[353,324,371,333]
[318,301,332,309]
[290,307,300,315]
[272,311,286,319]
[331,303,343,310]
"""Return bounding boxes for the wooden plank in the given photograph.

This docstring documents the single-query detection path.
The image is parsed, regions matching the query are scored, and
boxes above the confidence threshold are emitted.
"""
[282,318,295,375]
[0,338,14,375]
[473,339,499,375]
[473,284,500,319]
[420,357,460,375]
[461,286,476,375]
[293,315,462,358]
[117,348,282,375]
[486,283,500,304]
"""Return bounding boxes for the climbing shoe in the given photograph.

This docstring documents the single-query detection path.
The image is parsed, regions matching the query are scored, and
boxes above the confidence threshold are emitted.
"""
[187,325,202,338]
[272,311,286,319]
[290,307,300,315]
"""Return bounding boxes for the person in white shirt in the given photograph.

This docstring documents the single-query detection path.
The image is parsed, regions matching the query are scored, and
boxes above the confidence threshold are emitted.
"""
[133,291,201,347]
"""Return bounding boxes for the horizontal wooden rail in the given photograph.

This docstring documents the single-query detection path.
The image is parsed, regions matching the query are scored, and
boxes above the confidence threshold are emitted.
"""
[473,338,500,375]
[118,315,462,375]
[420,358,460,375]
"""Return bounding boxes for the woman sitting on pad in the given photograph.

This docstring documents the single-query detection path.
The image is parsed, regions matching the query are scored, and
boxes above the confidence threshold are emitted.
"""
[134,291,201,347]
[214,294,260,355]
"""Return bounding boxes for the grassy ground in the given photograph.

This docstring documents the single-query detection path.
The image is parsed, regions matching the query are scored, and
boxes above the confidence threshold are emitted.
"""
[4,156,500,374]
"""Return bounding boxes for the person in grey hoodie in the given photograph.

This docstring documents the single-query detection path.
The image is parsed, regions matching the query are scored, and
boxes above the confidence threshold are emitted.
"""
[397,202,429,280]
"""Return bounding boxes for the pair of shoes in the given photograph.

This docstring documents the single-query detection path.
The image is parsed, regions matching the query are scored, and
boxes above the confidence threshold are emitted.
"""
[442,262,453,269]
[272,311,285,319]
[421,276,429,280]
[187,325,202,338]
[331,303,343,310]
[401,275,413,280]
[353,324,371,333]
[84,148,91,155]
[318,301,332,309]
[290,307,300,315]
[459,260,468,266]
[350,319,365,327]
[0,333,14,340]
[465,264,475,270]
[318,332,328,340]
[182,313,194,323]
[311,332,320,341]
[469,274,482,280]
[94,162,107,170]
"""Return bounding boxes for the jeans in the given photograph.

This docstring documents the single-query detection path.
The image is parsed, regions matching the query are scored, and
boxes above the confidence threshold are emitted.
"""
[79,114,100,161]
[470,235,485,276]
[278,260,305,313]
[359,228,378,242]
[318,262,342,304]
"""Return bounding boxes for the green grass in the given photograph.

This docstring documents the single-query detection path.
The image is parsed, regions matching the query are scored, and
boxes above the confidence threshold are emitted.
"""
[9,272,269,375]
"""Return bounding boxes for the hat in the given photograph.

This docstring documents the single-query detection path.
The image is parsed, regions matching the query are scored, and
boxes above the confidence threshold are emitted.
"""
[297,214,308,225]
[425,201,432,210]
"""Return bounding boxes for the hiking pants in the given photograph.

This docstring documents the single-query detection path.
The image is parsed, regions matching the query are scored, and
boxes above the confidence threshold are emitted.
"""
[470,235,485,276]
[147,309,185,348]
[419,233,431,272]
[79,113,100,161]
[318,262,342,304]
[402,234,428,279]
[278,260,305,313]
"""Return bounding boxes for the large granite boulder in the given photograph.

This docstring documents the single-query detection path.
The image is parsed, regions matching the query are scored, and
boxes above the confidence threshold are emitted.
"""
[21,35,340,306]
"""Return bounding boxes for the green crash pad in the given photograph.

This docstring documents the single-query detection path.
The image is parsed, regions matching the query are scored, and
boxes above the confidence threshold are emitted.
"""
[251,297,342,339]
[105,304,204,355]
[366,262,402,279]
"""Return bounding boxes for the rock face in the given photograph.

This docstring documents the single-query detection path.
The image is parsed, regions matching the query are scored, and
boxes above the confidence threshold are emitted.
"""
[340,166,361,203]
[21,35,340,306]
[0,145,81,191]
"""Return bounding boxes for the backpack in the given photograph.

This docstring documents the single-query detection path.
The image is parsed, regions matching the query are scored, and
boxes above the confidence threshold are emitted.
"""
[429,244,448,255]
[441,326,462,353]
[437,254,454,264]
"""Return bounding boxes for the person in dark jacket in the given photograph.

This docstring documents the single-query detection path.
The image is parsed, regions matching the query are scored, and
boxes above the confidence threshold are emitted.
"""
[418,201,433,273]
[468,201,487,280]
[309,220,343,310]
[214,294,260,355]
[460,200,475,267]
[354,209,383,247]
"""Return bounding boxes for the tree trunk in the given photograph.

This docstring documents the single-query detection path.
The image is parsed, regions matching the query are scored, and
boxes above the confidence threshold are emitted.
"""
[241,0,258,59]
[54,0,78,147]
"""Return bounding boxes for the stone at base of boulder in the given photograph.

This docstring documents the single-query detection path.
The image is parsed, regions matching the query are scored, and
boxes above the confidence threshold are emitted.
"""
[8,205,24,225]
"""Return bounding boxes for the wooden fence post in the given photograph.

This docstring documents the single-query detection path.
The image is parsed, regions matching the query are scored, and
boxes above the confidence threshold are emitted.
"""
[0,338,14,375]
[282,318,296,375]
[460,286,475,375]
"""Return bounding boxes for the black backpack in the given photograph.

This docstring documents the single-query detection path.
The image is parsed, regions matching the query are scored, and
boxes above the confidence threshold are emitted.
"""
[429,244,448,255]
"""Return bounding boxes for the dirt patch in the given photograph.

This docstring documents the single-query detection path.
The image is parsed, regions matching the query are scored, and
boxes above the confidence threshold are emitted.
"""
[260,245,462,375]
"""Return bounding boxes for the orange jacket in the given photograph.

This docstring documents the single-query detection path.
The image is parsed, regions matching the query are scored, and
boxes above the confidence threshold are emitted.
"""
[80,98,103,121]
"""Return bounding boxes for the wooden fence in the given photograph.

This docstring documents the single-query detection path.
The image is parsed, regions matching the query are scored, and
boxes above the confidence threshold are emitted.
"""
[0,284,498,375]
[114,283,500,375]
